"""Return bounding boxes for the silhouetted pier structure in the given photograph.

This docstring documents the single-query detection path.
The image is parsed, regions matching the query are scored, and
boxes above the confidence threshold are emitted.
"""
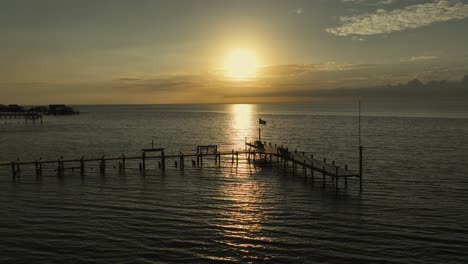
[1,111,43,125]
[0,141,364,192]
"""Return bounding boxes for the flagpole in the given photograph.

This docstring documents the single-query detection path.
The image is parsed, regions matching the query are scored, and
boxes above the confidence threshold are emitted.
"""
[258,127,261,142]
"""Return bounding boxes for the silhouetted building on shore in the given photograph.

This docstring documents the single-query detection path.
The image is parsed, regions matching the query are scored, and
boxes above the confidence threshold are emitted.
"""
[47,104,79,115]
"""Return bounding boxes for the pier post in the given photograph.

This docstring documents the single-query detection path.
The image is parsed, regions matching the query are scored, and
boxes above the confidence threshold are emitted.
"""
[231,150,234,164]
[199,153,203,167]
[335,166,339,191]
[142,152,146,172]
[322,165,326,188]
[303,160,307,179]
[161,151,166,171]
[345,164,348,188]
[100,156,106,175]
[252,150,256,165]
[180,153,184,170]
[236,151,239,166]
[57,159,62,177]
[80,156,85,176]
[332,161,335,183]
[35,160,39,177]
[11,161,16,177]
[122,154,126,174]
[359,146,363,192]
[311,154,314,178]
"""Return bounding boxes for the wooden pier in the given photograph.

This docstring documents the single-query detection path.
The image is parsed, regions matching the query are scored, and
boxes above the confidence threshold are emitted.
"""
[1,112,43,125]
[0,141,364,192]
[245,141,362,192]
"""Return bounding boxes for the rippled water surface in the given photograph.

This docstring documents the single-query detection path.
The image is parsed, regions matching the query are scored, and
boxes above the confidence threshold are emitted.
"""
[1,104,468,263]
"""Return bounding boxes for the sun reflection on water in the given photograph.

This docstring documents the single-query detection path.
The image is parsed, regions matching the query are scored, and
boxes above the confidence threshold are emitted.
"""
[214,175,272,261]
[230,104,255,149]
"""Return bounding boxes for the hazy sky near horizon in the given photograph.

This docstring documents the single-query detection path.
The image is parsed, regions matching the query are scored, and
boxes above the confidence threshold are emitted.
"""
[1,0,468,104]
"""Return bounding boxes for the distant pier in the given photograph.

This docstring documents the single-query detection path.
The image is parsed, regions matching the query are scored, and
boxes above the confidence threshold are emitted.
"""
[0,140,364,193]
[1,111,43,125]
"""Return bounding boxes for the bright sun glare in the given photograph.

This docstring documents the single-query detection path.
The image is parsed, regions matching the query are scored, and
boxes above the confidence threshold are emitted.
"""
[224,49,257,80]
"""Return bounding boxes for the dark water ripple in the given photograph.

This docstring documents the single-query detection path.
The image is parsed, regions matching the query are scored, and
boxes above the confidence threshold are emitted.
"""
[1,105,468,263]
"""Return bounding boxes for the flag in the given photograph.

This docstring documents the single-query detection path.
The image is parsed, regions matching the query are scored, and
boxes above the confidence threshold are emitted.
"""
[259,118,267,125]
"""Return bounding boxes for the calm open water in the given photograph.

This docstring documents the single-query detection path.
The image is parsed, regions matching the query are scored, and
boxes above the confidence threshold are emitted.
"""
[1,104,468,263]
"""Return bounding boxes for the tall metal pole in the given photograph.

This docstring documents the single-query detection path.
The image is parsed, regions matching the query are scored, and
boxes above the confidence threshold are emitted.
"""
[359,100,361,146]
[358,100,363,192]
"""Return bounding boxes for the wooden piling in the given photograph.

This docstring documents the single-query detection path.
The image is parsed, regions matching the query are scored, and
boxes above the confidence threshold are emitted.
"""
[35,160,39,177]
[142,152,146,172]
[335,166,339,191]
[100,156,106,175]
[122,154,126,174]
[345,164,348,188]
[161,151,166,171]
[57,159,62,177]
[80,156,85,176]
[180,153,184,170]
[11,161,16,177]
[303,160,307,178]
[322,165,325,188]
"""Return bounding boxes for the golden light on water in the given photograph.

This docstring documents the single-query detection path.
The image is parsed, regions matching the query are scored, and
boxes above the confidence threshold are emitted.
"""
[230,104,255,149]
[224,49,257,80]
[232,104,253,130]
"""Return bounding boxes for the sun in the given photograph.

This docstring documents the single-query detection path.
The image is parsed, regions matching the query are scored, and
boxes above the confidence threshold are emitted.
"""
[224,49,257,80]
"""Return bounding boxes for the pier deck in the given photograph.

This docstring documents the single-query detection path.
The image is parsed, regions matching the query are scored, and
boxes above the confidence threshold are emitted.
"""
[1,112,43,124]
[0,141,363,192]
[246,141,359,177]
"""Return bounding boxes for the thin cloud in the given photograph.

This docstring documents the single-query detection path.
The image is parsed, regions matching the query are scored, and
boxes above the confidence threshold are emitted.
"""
[289,8,304,15]
[327,0,468,36]
[400,55,439,62]
[259,62,374,77]
[342,0,394,5]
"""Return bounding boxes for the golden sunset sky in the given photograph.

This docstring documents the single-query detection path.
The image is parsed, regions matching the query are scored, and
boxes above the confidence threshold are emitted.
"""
[1,0,468,104]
